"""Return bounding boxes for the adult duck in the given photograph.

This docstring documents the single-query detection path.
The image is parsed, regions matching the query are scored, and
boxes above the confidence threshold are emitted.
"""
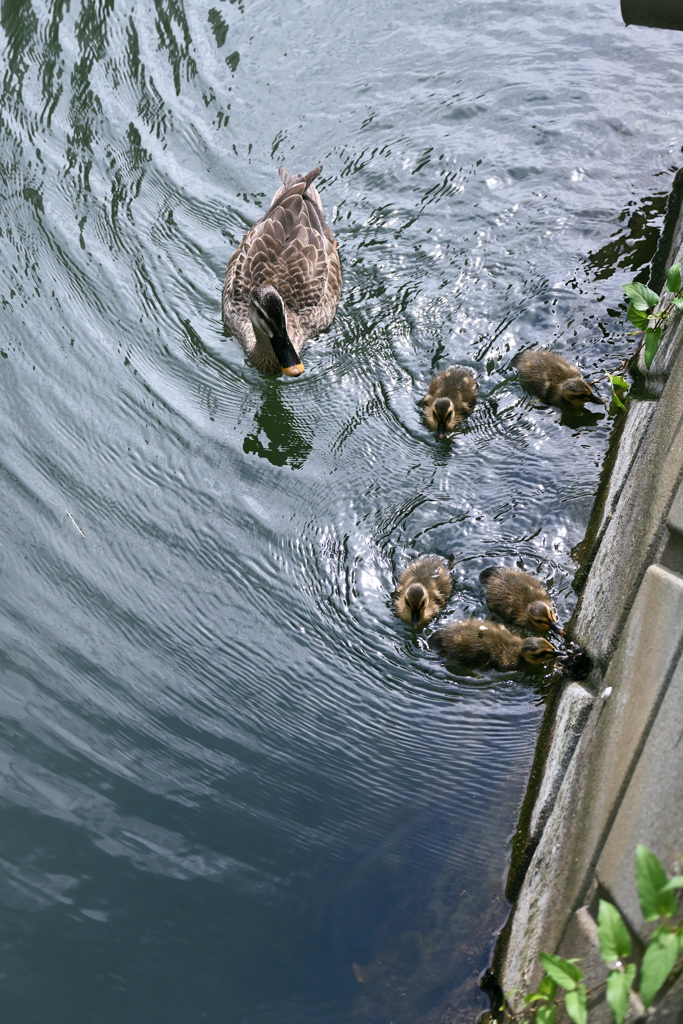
[222,164,342,376]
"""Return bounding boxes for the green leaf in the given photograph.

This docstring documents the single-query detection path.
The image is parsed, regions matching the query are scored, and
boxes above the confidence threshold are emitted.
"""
[606,964,636,1024]
[598,899,632,962]
[564,983,587,1024]
[673,297,683,312]
[538,974,558,1000]
[667,262,682,295]
[636,844,677,918]
[537,1003,556,1024]
[644,327,663,370]
[640,925,683,1006]
[525,974,557,1003]
[611,389,627,412]
[627,302,650,329]
[623,282,660,308]
[611,375,629,391]
[662,874,683,892]
[539,953,583,991]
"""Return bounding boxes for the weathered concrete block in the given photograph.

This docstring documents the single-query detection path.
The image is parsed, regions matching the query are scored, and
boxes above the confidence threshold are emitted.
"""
[666,474,683,539]
[597,654,683,944]
[574,334,683,664]
[584,401,656,559]
[529,683,593,840]
[501,566,683,1004]
[660,476,683,573]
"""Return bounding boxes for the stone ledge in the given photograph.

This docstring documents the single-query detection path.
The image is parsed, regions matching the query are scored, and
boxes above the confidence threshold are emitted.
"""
[596,651,683,944]
[573,333,683,664]
[529,683,593,840]
[500,565,683,1004]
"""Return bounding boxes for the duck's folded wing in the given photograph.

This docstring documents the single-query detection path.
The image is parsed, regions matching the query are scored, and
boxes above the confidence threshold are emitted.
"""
[226,174,332,312]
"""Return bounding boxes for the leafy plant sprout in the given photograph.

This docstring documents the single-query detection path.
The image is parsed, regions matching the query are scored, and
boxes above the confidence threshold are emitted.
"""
[495,845,683,1024]
[591,262,683,411]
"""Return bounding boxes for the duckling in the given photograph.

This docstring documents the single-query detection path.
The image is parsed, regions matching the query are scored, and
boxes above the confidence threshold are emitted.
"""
[222,165,342,376]
[420,365,478,438]
[436,618,557,671]
[394,555,453,629]
[512,350,604,407]
[480,566,562,635]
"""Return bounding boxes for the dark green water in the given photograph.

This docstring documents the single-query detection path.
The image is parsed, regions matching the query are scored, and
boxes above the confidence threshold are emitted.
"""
[0,0,680,1020]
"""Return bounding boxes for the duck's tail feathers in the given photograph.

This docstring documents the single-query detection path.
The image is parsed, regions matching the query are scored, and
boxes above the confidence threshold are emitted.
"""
[278,164,323,193]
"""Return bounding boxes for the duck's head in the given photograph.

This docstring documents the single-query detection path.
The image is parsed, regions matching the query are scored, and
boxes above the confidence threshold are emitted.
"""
[558,378,604,407]
[519,636,558,668]
[432,397,457,439]
[249,285,304,377]
[405,583,428,629]
[528,600,563,636]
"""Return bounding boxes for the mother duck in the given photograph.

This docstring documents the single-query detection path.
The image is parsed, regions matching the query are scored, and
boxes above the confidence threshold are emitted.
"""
[222,165,342,376]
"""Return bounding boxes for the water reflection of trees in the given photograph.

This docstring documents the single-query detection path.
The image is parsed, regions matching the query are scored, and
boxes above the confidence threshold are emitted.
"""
[243,386,313,470]
[1,0,201,203]
[583,186,671,285]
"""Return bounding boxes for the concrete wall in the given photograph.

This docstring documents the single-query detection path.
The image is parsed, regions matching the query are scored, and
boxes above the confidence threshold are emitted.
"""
[492,222,683,1021]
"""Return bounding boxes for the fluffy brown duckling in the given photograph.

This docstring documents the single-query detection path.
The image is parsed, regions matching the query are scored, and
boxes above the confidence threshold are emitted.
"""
[512,350,604,408]
[480,566,563,636]
[436,618,558,671]
[394,555,453,629]
[420,365,478,438]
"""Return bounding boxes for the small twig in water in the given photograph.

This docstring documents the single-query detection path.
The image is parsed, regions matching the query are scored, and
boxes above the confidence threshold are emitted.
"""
[66,509,85,538]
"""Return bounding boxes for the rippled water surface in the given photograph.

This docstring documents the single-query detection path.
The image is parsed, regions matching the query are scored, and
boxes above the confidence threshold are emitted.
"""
[1,0,681,1020]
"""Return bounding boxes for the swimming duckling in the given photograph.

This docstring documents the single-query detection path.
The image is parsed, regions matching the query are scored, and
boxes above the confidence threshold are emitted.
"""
[436,618,557,671]
[421,365,478,438]
[480,566,562,635]
[222,165,342,376]
[394,555,453,629]
[512,350,604,408]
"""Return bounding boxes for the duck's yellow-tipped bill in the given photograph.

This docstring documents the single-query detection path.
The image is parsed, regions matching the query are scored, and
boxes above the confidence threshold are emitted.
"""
[282,362,304,377]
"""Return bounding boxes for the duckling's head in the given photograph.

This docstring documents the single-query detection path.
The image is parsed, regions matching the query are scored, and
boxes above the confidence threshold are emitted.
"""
[249,285,304,377]
[558,378,603,407]
[527,600,563,635]
[432,397,457,439]
[519,637,558,668]
[405,583,428,629]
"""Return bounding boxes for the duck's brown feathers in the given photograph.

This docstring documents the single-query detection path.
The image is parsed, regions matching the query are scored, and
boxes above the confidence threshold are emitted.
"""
[436,618,556,671]
[421,365,478,435]
[222,165,342,373]
[512,350,600,407]
[480,566,559,633]
[394,555,452,628]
